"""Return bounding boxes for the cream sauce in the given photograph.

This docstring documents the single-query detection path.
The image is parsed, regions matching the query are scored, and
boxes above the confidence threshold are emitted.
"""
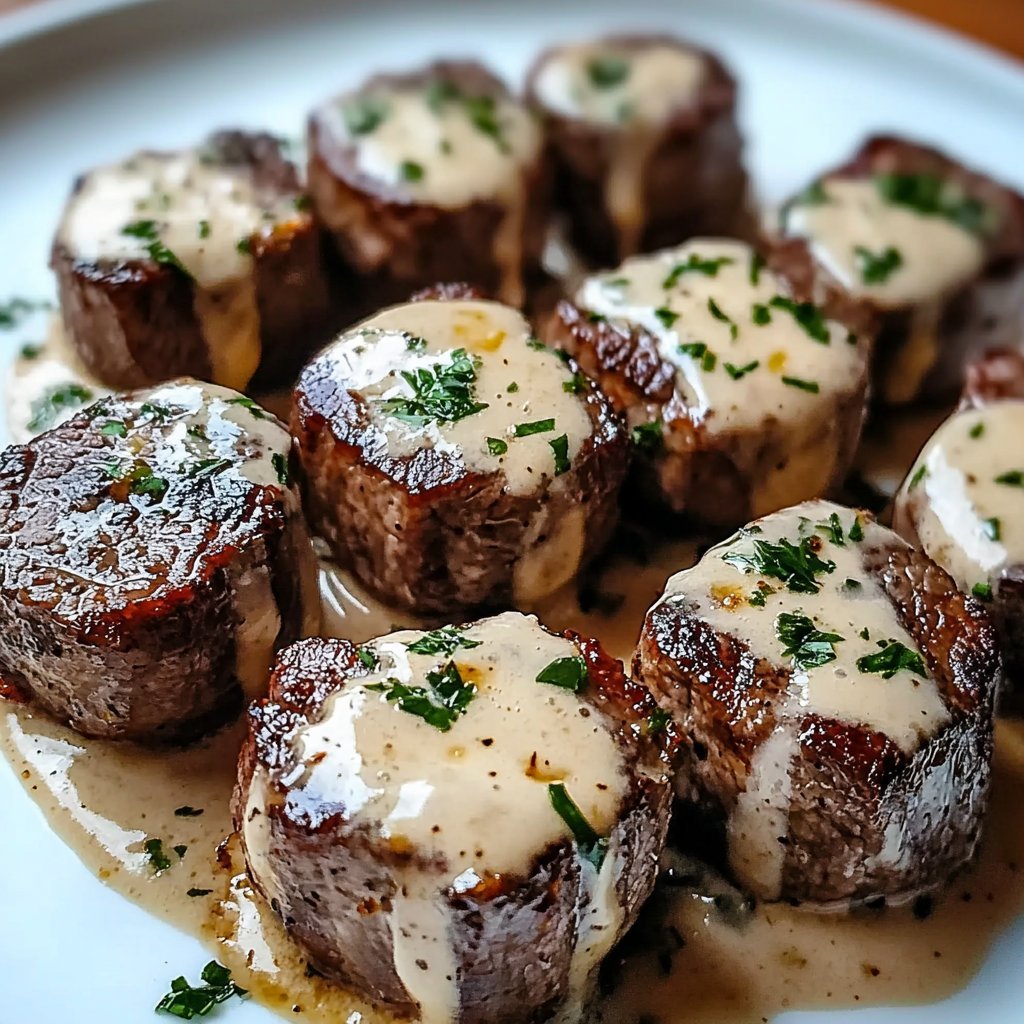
[533,42,705,259]
[577,240,866,515]
[58,150,300,391]
[324,82,540,305]
[893,401,1024,597]
[324,299,593,496]
[784,177,986,310]
[656,500,947,898]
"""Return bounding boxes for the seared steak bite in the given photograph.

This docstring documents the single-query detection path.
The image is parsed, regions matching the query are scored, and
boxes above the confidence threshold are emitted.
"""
[307,62,549,309]
[526,34,751,265]
[51,130,333,394]
[894,396,1024,694]
[777,135,1024,406]
[234,612,675,1022]
[635,499,998,907]
[293,296,628,615]
[0,379,319,741]
[541,239,871,529]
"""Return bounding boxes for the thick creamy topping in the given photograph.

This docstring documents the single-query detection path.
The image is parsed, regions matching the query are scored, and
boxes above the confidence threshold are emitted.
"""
[656,499,948,899]
[325,299,593,495]
[533,42,705,127]
[783,177,987,309]
[894,401,1024,599]
[254,612,628,1022]
[58,149,300,390]
[327,82,541,209]
[577,239,861,436]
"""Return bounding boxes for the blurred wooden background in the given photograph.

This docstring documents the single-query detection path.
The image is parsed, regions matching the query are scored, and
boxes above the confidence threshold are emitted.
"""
[0,0,1022,60]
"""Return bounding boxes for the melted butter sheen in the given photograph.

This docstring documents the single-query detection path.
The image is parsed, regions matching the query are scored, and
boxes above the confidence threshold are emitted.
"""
[58,150,299,390]
[894,401,1024,596]
[784,177,985,308]
[325,299,593,496]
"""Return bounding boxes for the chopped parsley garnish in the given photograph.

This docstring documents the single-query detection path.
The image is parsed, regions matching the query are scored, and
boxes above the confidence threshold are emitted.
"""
[536,655,588,692]
[400,159,425,182]
[724,360,758,380]
[235,236,253,256]
[226,396,267,419]
[749,252,766,285]
[344,95,388,135]
[187,888,213,898]
[174,845,188,859]
[0,296,51,329]
[662,254,734,288]
[357,648,379,670]
[973,582,994,602]
[782,376,820,393]
[562,372,586,395]
[257,453,283,489]
[198,219,211,239]
[187,424,208,441]
[909,464,928,489]
[379,349,487,426]
[843,578,863,591]
[793,179,830,207]
[630,419,663,452]
[848,516,864,542]
[121,220,191,277]
[406,626,482,657]
[514,418,555,437]
[549,434,570,475]
[368,660,477,732]
[462,93,510,152]
[855,245,903,284]
[856,639,927,680]
[983,517,1002,541]
[144,838,172,872]
[645,707,671,735]
[548,782,607,869]
[100,420,127,437]
[708,298,738,339]
[817,512,846,546]
[130,466,170,501]
[487,436,508,455]
[969,421,985,439]
[678,341,707,358]
[586,54,630,88]
[751,303,771,326]
[27,382,94,433]
[654,306,679,330]
[768,295,830,343]
[995,470,1024,487]
[155,961,247,1019]
[174,806,204,817]
[507,380,520,392]
[187,457,232,480]
[405,334,428,352]
[140,401,172,422]
[426,78,461,112]
[775,612,844,670]
[293,194,313,212]
[20,342,42,359]
[723,536,836,594]
[702,351,717,371]
[875,173,991,235]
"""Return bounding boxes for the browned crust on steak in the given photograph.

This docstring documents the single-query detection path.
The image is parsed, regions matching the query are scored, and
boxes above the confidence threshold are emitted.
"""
[540,238,875,527]
[525,34,753,265]
[0,389,310,741]
[782,134,1024,406]
[960,346,1024,407]
[233,627,675,1021]
[292,323,629,616]
[633,516,998,904]
[307,62,552,312]
[51,130,333,392]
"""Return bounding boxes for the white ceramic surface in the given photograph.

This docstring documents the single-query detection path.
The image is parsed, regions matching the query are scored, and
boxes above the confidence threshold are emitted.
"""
[1,0,1023,1020]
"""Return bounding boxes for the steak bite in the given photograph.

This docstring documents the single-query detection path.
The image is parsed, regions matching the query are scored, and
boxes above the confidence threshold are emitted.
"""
[541,238,872,529]
[777,134,1024,406]
[635,499,998,907]
[234,611,675,1022]
[0,379,319,741]
[293,296,628,615]
[51,130,333,394]
[307,62,549,309]
[526,34,751,265]
[893,396,1024,694]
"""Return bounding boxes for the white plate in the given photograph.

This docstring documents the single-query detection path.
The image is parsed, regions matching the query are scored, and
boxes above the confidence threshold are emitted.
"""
[1,0,1023,1021]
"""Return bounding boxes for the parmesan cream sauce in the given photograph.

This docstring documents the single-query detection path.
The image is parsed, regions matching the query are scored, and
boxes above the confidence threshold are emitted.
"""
[58,150,301,391]
[532,42,706,258]
[894,401,1024,597]
[243,612,630,1023]
[324,83,540,305]
[655,500,947,899]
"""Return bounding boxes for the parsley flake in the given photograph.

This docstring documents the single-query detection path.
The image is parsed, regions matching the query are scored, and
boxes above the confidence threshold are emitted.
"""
[662,254,734,289]
[155,961,247,1019]
[776,612,844,670]
[973,582,994,602]
[406,626,482,657]
[368,661,477,732]
[121,220,192,277]
[379,349,487,426]
[723,536,836,594]
[631,419,663,452]
[724,360,759,380]
[782,376,820,393]
[855,245,903,284]
[586,54,630,88]
[708,298,738,339]
[27,382,95,433]
[514,418,555,437]
[487,436,508,455]
[536,655,588,692]
[548,782,607,869]
[996,470,1024,487]
[549,434,570,475]
[768,295,830,343]
[856,639,927,680]
[654,306,679,329]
